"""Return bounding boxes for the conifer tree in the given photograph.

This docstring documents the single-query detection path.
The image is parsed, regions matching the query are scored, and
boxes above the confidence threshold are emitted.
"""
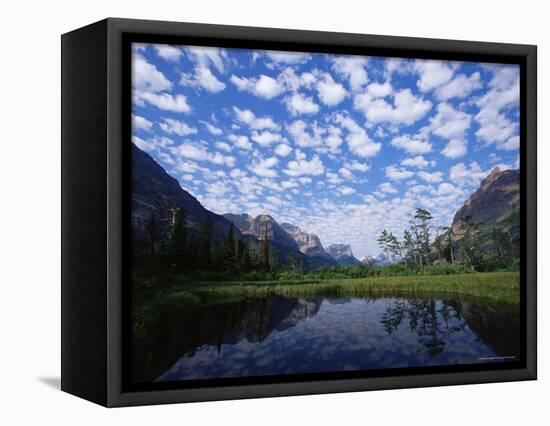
[413,208,433,266]
[223,223,237,274]
[260,226,271,272]
[236,239,250,273]
[145,211,159,258]
[170,207,187,271]
[403,229,416,267]
[199,217,213,270]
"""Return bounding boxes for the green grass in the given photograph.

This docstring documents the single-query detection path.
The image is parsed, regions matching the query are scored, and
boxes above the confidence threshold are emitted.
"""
[131,272,519,338]
[140,272,519,307]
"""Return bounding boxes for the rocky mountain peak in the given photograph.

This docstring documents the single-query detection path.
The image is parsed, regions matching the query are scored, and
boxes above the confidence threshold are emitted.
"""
[223,212,299,250]
[280,223,333,260]
[489,166,501,176]
[221,213,254,233]
[255,214,276,223]
[451,167,519,236]
[326,244,354,259]
[480,167,503,187]
[326,244,361,265]
[360,252,395,266]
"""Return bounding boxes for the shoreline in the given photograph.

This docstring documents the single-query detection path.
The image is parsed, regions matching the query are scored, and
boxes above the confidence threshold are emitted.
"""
[135,272,520,308]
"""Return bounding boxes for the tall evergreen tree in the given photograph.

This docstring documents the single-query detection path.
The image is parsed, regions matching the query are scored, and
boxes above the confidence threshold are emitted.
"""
[378,230,401,262]
[170,207,187,271]
[199,217,213,270]
[260,226,271,271]
[387,232,401,262]
[145,211,159,258]
[223,223,237,274]
[236,239,250,273]
[377,229,390,256]
[402,229,416,267]
[413,208,433,267]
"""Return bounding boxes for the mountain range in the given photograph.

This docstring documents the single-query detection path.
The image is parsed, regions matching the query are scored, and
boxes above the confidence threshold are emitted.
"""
[132,143,357,269]
[131,143,520,269]
[359,252,394,267]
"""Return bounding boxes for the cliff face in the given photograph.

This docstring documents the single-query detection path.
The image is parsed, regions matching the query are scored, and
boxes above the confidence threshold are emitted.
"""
[280,223,334,261]
[327,244,361,265]
[223,214,337,269]
[451,167,520,242]
[223,214,299,251]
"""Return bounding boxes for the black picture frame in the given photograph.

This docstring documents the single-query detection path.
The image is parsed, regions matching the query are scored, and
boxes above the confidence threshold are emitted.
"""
[61,17,537,407]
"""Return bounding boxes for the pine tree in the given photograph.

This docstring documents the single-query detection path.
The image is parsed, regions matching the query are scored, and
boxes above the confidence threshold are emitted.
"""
[223,223,236,274]
[377,229,390,255]
[236,239,251,273]
[403,229,416,267]
[387,232,401,262]
[199,217,213,270]
[145,211,159,258]
[170,207,187,271]
[413,208,433,267]
[261,226,271,272]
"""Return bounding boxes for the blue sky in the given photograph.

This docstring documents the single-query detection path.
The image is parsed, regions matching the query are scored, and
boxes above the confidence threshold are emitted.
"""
[132,43,520,258]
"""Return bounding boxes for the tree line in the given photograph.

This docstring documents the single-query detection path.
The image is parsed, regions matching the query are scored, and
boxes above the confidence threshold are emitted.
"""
[141,206,278,281]
[377,208,518,272]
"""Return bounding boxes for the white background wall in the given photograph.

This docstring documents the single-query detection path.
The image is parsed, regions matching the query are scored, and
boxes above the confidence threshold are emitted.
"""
[0,0,546,423]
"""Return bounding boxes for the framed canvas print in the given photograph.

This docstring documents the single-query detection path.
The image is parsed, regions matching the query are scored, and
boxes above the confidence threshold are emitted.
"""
[61,18,537,407]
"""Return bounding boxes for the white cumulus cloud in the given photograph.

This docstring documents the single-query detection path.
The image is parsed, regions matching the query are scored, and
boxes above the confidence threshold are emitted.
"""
[181,66,226,93]
[390,135,432,155]
[132,114,153,131]
[274,143,293,157]
[154,44,183,61]
[335,115,381,158]
[354,89,432,125]
[316,73,347,106]
[414,60,455,92]
[284,92,320,116]
[233,107,279,130]
[385,165,414,180]
[284,152,325,177]
[230,74,283,99]
[332,56,369,91]
[159,118,197,136]
[250,157,279,177]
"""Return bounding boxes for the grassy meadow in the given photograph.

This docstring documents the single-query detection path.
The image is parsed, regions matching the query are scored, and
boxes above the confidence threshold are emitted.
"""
[134,271,520,311]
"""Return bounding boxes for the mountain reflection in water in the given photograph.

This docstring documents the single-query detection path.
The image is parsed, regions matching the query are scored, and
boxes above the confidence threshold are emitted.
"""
[132,295,519,383]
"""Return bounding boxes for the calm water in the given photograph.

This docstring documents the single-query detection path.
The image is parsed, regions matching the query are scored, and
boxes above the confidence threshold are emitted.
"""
[132,295,520,383]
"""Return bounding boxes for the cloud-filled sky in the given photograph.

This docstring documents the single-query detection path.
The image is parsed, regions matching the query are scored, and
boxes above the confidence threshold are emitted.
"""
[132,42,520,258]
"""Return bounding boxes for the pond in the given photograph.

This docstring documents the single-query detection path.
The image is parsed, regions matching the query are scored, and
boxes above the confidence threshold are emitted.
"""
[132,295,520,383]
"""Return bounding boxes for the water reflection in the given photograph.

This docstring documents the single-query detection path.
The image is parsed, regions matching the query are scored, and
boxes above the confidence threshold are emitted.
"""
[132,295,520,383]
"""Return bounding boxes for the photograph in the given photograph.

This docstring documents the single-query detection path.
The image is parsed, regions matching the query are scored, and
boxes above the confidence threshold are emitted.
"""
[129,42,521,385]
[1,0,545,421]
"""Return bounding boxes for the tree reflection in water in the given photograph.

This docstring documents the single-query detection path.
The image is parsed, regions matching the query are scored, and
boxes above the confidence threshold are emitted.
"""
[381,300,468,357]
[131,294,520,384]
